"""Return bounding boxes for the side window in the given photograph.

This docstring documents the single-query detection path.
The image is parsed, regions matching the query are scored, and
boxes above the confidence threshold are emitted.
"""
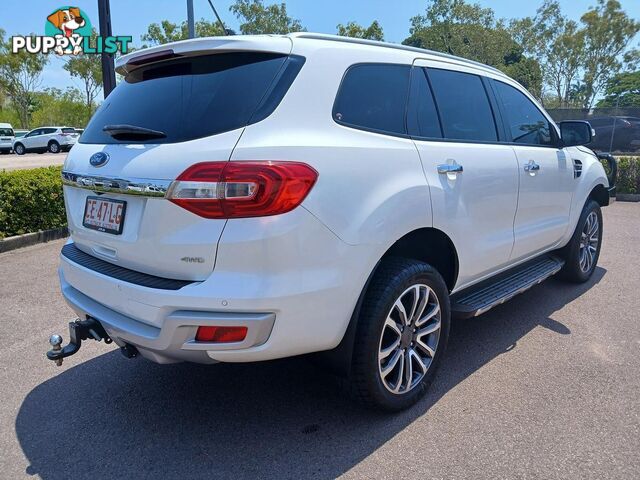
[333,64,410,136]
[407,67,442,139]
[493,81,553,146]
[28,129,41,137]
[427,69,498,142]
[45,128,57,134]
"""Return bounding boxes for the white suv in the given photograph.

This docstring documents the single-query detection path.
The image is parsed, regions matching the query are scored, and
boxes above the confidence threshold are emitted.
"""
[50,34,610,410]
[0,123,15,153]
[13,126,78,154]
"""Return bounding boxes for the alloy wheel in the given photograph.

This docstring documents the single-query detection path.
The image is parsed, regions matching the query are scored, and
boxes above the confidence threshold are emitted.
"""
[378,284,441,394]
[579,211,599,273]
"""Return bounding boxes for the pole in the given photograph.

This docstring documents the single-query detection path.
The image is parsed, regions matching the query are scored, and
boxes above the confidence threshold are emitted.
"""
[187,0,195,38]
[97,0,116,98]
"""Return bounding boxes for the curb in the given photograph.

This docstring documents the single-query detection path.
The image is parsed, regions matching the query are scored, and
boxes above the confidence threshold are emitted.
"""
[0,227,69,254]
[615,194,640,203]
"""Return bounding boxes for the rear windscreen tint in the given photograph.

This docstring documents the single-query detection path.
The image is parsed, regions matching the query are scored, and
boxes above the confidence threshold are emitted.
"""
[62,128,76,133]
[81,52,302,144]
[0,128,14,136]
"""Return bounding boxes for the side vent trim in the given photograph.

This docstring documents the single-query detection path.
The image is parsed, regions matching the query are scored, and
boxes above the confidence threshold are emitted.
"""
[573,159,583,178]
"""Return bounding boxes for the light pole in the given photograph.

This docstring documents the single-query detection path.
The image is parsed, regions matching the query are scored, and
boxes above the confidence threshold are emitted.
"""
[187,0,195,38]
[97,0,116,98]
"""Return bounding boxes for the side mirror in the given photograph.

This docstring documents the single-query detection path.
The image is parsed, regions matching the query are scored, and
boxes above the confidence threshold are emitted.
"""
[559,120,594,147]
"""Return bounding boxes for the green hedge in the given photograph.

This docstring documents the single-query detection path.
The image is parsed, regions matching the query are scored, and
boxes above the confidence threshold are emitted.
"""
[0,166,66,239]
[617,157,640,195]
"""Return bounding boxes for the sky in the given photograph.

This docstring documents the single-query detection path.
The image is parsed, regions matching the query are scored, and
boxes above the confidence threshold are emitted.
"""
[1,0,639,93]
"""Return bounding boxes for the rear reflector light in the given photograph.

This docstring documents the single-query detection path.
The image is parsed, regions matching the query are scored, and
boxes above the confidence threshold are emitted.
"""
[195,326,248,343]
[167,161,318,219]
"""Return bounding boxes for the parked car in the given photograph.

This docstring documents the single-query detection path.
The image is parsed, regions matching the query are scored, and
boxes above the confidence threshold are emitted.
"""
[587,116,640,153]
[14,129,29,138]
[0,123,15,154]
[12,126,79,155]
[49,34,610,411]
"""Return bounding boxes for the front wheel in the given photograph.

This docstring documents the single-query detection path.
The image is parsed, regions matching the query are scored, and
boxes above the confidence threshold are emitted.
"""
[349,257,450,411]
[14,143,25,155]
[559,200,603,283]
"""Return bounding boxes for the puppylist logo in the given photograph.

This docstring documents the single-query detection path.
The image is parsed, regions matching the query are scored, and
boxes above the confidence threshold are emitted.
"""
[11,6,131,56]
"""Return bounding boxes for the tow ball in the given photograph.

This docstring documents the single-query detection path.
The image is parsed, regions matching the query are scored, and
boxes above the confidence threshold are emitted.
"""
[47,317,114,366]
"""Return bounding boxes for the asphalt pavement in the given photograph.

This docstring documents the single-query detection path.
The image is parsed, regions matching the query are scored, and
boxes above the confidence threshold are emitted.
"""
[0,202,638,479]
[0,152,66,172]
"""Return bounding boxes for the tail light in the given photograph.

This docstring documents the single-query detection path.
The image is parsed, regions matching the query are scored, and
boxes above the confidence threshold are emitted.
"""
[167,161,318,219]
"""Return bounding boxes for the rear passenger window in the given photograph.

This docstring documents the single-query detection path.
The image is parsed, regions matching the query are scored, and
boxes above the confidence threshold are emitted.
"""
[427,69,497,142]
[407,67,442,139]
[333,64,410,136]
[493,81,553,146]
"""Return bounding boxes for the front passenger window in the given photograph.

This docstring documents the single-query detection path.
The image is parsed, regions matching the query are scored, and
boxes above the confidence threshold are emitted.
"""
[494,81,553,146]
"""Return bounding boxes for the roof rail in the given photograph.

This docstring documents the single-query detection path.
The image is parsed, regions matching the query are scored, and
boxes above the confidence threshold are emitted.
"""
[288,32,504,75]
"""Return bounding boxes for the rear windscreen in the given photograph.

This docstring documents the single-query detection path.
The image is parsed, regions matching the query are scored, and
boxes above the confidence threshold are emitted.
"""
[62,128,76,134]
[81,52,301,144]
[0,128,14,136]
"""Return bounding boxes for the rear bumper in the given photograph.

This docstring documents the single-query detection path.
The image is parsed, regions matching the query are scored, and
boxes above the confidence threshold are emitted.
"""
[60,272,275,364]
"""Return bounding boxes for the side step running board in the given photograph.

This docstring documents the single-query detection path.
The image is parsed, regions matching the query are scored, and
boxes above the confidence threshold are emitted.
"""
[451,255,564,318]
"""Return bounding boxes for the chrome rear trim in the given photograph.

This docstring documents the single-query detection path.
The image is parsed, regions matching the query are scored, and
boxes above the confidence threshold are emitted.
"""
[62,171,171,197]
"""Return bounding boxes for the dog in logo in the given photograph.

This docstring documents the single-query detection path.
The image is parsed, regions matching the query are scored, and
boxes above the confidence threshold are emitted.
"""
[47,7,86,55]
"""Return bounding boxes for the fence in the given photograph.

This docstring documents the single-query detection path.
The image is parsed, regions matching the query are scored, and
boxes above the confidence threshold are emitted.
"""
[547,107,640,155]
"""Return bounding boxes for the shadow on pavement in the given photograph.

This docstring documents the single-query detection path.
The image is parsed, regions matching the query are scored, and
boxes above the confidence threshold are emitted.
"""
[16,268,604,479]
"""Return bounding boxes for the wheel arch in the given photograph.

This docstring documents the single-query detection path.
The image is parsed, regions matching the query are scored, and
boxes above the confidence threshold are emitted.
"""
[313,227,459,377]
[589,183,609,207]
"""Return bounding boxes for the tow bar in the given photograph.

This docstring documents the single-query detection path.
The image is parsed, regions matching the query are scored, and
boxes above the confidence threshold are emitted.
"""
[46,317,120,366]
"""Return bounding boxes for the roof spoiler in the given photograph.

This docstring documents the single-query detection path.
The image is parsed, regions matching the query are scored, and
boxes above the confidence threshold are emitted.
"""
[116,35,293,76]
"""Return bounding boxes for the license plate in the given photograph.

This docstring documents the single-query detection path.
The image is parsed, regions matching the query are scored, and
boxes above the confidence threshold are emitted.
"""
[82,196,126,235]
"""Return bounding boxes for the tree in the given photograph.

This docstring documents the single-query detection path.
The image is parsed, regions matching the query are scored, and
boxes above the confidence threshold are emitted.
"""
[31,87,93,128]
[0,29,48,128]
[597,71,640,107]
[142,19,225,46]
[510,1,585,107]
[404,0,542,97]
[230,0,304,35]
[404,0,506,66]
[336,21,384,41]
[63,30,102,114]
[580,0,640,109]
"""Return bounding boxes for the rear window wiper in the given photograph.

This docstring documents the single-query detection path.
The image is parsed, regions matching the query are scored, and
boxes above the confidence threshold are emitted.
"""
[103,124,167,140]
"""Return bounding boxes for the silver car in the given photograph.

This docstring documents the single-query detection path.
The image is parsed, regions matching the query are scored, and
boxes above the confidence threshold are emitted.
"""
[12,126,79,155]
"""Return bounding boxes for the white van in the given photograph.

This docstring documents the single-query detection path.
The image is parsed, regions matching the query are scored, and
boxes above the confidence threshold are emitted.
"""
[0,123,15,154]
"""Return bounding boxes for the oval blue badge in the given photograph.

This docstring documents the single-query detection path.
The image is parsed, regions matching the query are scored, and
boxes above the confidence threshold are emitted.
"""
[89,152,109,167]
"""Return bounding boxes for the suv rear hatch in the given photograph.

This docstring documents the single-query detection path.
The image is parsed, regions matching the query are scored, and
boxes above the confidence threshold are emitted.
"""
[63,37,299,281]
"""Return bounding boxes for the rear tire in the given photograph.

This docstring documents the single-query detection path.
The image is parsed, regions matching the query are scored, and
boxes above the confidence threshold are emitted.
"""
[13,143,25,155]
[349,257,450,411]
[48,141,60,154]
[559,200,602,283]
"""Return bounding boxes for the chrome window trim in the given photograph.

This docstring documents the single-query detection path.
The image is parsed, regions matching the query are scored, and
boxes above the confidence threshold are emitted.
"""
[61,171,171,198]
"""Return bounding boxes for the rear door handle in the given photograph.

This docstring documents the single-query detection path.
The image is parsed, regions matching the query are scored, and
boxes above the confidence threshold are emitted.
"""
[524,160,540,173]
[437,163,463,174]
